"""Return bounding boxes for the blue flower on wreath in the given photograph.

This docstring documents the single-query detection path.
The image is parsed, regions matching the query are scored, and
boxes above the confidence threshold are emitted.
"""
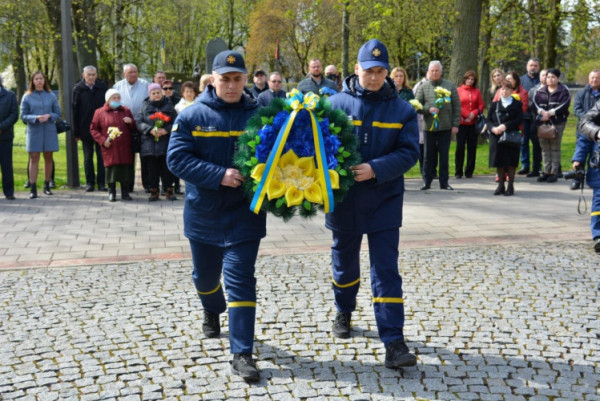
[272,111,289,131]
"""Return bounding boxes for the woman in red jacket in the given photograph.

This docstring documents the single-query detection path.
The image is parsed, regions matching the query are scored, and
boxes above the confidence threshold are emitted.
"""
[90,89,136,201]
[455,70,484,178]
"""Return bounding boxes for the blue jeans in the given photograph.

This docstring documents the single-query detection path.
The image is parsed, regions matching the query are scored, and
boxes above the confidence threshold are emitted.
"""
[331,229,405,346]
[520,118,541,172]
[189,238,261,354]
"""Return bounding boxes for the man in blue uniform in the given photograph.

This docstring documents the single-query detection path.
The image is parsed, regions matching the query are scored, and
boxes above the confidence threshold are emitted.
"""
[167,51,266,381]
[326,39,420,368]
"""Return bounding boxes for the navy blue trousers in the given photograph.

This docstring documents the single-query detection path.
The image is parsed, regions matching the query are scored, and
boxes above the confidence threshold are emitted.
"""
[592,187,600,240]
[189,238,260,354]
[331,228,405,347]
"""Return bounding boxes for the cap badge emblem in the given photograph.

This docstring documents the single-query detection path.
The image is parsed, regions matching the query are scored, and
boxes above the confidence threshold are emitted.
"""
[226,55,236,64]
[372,48,381,57]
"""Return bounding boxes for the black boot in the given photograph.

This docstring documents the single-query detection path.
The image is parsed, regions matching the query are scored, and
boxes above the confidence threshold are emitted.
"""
[494,168,505,195]
[108,183,117,202]
[121,183,132,201]
[29,184,37,199]
[43,181,53,195]
[231,353,260,382]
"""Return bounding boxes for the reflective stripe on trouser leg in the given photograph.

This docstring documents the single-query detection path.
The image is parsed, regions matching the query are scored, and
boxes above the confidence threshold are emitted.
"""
[592,187,600,239]
[222,239,261,354]
[331,231,362,313]
[367,228,404,347]
[189,239,226,315]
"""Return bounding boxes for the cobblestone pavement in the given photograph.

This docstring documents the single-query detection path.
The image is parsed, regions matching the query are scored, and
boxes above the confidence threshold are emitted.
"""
[1,242,599,400]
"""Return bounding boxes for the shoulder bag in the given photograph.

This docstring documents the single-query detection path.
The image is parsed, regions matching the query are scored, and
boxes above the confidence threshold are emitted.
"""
[496,108,521,148]
[55,119,71,134]
[537,121,557,139]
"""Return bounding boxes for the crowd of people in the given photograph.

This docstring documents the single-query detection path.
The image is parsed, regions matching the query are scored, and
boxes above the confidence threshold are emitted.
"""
[1,40,599,381]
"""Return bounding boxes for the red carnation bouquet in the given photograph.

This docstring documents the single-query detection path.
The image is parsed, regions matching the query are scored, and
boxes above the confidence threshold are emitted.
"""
[149,111,171,141]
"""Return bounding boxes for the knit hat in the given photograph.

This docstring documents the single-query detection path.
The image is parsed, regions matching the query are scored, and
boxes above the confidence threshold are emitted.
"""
[105,89,120,102]
[148,83,162,95]
[546,68,561,78]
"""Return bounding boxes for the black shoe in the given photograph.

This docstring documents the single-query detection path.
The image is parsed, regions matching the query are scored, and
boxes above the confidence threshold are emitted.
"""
[231,353,260,382]
[202,311,220,338]
[85,184,94,192]
[546,174,557,183]
[527,171,540,178]
[517,168,529,175]
[504,182,514,196]
[420,184,431,191]
[594,238,600,253]
[24,180,31,189]
[384,339,417,369]
[5,195,15,200]
[537,173,548,182]
[440,184,454,190]
[43,181,53,195]
[332,312,351,339]
[570,180,581,190]
[29,184,37,199]
[98,185,108,191]
[494,184,505,195]
[49,179,56,189]
[121,191,132,201]
[465,175,472,178]
[455,175,462,179]
[109,191,116,202]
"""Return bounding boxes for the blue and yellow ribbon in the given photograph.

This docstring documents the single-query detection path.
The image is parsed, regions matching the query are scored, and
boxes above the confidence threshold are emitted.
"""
[250,89,335,214]
[429,96,451,130]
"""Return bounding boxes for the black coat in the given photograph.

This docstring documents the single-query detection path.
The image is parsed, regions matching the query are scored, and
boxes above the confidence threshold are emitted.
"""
[487,99,523,168]
[0,88,18,142]
[136,96,177,157]
[71,79,108,141]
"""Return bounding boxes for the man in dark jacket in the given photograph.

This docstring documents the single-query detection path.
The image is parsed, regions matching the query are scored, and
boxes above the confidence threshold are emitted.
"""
[297,59,338,94]
[167,51,265,382]
[249,70,269,99]
[572,70,600,190]
[519,58,541,176]
[0,76,19,199]
[256,72,286,106]
[326,39,420,369]
[72,66,108,191]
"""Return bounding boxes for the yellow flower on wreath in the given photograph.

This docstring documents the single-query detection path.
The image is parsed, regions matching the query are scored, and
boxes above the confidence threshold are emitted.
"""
[250,149,340,206]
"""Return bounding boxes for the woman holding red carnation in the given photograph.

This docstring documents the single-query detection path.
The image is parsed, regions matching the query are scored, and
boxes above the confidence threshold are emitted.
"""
[136,83,178,201]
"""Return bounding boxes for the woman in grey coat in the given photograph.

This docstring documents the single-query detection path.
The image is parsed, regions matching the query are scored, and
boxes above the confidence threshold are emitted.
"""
[20,71,61,198]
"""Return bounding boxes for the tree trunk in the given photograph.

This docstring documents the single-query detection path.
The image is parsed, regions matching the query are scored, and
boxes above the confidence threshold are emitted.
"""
[478,0,491,109]
[41,0,65,111]
[544,0,560,68]
[449,0,483,86]
[13,21,27,103]
[73,0,99,73]
[341,0,350,77]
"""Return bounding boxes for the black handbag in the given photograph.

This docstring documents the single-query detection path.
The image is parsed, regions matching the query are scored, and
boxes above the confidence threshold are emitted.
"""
[495,108,520,147]
[474,111,486,134]
[498,130,521,147]
[55,119,70,134]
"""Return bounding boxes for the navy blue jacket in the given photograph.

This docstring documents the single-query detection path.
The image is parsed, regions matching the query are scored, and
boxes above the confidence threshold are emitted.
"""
[325,75,420,234]
[577,102,600,188]
[574,84,600,137]
[257,89,286,107]
[0,88,18,142]
[520,73,539,119]
[167,85,266,245]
